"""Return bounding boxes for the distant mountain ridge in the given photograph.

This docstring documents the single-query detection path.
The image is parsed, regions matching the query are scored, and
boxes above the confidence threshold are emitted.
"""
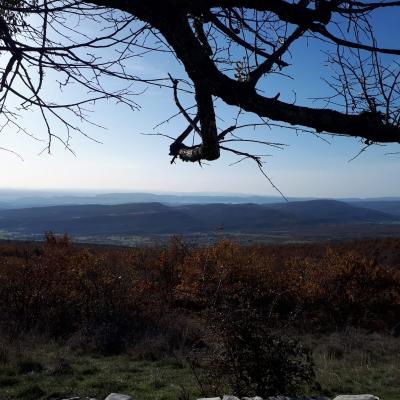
[0,199,397,237]
[0,190,400,211]
[348,200,400,216]
[0,192,295,209]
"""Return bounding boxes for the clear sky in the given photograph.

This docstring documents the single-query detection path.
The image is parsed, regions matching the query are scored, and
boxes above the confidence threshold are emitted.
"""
[1,5,399,198]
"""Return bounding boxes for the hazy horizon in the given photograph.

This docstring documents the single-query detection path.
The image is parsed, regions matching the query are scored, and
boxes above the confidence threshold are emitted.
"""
[0,187,399,200]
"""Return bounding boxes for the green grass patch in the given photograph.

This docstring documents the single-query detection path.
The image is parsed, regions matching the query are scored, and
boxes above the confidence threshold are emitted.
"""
[0,333,398,400]
[306,332,400,400]
[0,340,201,400]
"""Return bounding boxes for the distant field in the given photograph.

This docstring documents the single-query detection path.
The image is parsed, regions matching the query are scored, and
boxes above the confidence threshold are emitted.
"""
[2,226,400,248]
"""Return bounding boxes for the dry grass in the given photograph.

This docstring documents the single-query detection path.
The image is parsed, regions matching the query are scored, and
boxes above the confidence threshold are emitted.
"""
[304,330,400,400]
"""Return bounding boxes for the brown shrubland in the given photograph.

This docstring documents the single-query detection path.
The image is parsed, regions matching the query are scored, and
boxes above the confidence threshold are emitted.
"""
[0,234,399,345]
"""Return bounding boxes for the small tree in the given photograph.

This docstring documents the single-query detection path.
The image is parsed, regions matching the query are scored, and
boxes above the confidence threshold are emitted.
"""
[206,302,315,397]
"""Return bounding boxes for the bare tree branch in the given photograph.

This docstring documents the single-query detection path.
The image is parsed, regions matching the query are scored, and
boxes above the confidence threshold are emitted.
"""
[0,0,400,191]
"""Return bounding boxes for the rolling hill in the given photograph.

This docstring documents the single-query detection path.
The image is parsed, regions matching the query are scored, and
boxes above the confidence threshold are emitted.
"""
[348,200,400,216]
[0,199,397,239]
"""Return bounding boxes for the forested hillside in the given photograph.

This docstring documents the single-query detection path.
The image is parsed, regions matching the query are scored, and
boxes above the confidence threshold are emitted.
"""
[0,200,398,240]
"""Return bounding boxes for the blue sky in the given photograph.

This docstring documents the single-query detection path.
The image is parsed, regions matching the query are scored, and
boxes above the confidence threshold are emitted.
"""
[1,6,399,198]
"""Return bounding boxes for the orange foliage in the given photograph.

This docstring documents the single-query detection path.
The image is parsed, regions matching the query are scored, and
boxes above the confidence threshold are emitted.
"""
[0,234,399,338]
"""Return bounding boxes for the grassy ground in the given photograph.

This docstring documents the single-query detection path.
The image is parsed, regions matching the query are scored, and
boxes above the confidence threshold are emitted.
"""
[0,332,399,400]
[308,331,400,400]
[0,339,201,400]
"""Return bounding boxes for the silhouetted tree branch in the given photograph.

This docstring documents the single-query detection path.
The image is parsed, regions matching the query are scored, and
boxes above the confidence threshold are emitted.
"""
[1,0,400,166]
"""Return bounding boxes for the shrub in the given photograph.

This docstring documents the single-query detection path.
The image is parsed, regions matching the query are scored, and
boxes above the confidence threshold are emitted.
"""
[0,234,399,349]
[207,307,315,397]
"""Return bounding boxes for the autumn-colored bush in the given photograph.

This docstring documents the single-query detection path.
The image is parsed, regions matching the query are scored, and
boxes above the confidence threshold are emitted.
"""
[0,234,164,352]
[0,234,399,346]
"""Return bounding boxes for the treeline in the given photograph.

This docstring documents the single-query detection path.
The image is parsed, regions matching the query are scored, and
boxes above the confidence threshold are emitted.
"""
[0,234,399,347]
